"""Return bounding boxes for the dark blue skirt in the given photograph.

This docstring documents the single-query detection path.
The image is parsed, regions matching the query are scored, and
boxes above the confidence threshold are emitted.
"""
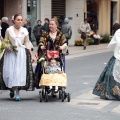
[93,56,120,100]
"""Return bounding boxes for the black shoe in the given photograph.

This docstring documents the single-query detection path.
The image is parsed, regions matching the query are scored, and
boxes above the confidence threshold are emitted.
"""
[10,91,15,98]
[31,48,33,51]
[83,46,86,50]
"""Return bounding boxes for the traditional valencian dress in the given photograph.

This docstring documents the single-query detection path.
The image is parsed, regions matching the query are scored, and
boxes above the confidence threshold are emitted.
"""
[0,26,34,91]
[35,30,67,88]
[93,29,120,100]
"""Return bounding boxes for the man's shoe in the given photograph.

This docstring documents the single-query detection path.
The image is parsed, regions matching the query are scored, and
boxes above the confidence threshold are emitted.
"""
[83,46,86,50]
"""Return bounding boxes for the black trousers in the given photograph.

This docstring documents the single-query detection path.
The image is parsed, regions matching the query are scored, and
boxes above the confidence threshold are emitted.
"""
[36,38,40,46]
[66,39,69,53]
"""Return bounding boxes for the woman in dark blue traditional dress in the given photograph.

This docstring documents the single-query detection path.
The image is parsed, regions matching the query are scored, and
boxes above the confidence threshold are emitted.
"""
[34,18,67,88]
[93,29,120,100]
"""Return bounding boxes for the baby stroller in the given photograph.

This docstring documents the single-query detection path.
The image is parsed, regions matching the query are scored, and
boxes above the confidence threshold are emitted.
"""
[38,50,70,102]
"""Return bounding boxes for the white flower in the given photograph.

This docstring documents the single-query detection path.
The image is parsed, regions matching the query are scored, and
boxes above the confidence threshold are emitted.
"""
[93,34,101,39]
[93,34,97,39]
[96,35,101,39]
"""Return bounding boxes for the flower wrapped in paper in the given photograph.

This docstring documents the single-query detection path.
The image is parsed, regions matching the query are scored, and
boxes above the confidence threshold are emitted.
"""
[0,39,18,59]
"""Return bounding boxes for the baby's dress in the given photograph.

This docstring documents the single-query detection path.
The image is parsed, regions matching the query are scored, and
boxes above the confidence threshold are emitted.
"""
[47,66,59,74]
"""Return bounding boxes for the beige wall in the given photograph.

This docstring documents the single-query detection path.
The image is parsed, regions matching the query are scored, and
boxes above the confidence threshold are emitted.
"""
[4,0,22,25]
[118,0,120,23]
[98,0,111,35]
[66,0,85,45]
[40,0,51,23]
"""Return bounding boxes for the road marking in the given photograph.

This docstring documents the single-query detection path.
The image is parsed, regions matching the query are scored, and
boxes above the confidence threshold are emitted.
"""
[69,90,112,110]
[83,82,89,84]
[112,105,120,113]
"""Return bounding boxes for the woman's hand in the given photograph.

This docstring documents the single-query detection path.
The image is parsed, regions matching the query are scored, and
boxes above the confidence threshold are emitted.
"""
[41,46,46,50]
[59,45,67,50]
[31,56,35,63]
[45,69,49,74]
[59,46,62,50]
[5,46,13,51]
[58,70,62,74]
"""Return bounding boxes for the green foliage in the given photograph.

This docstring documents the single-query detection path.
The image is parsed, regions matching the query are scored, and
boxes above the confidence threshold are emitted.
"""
[87,38,94,45]
[101,34,111,43]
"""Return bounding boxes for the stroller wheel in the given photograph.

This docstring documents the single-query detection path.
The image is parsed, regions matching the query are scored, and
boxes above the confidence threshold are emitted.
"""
[59,90,62,99]
[45,93,48,102]
[42,89,45,99]
[67,93,70,102]
[62,91,65,102]
[39,92,42,102]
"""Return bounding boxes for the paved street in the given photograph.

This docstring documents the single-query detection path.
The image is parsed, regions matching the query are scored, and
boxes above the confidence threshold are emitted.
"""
[1,44,120,120]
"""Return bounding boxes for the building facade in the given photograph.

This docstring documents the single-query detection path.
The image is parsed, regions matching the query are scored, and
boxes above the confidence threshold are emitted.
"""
[0,0,120,45]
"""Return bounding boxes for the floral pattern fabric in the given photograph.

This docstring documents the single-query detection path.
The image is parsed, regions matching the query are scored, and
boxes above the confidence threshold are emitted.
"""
[93,56,120,100]
[39,30,66,51]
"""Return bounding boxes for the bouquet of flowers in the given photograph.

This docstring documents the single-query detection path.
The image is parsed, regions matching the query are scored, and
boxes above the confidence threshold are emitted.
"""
[38,57,45,63]
[38,57,46,68]
[0,39,18,59]
[88,31,95,37]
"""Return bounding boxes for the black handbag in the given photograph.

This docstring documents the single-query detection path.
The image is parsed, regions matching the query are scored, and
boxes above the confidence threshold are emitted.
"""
[81,32,86,40]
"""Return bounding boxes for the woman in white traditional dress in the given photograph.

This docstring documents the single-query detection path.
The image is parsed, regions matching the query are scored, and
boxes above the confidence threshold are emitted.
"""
[93,29,120,100]
[0,14,35,101]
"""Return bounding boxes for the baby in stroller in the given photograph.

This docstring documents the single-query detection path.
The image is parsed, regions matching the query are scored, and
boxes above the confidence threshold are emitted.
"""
[45,58,63,92]
[39,51,70,102]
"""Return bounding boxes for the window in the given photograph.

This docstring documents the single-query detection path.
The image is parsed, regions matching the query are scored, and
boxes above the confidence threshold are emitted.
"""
[52,0,66,18]
[86,0,98,33]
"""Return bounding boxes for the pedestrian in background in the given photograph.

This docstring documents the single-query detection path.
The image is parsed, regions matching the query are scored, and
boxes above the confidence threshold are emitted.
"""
[58,15,65,30]
[23,18,34,51]
[93,29,120,100]
[112,20,120,35]
[1,17,9,39]
[42,18,50,32]
[61,18,72,55]
[33,20,43,46]
[23,18,32,42]
[0,14,35,101]
[80,19,91,50]
[11,16,14,24]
